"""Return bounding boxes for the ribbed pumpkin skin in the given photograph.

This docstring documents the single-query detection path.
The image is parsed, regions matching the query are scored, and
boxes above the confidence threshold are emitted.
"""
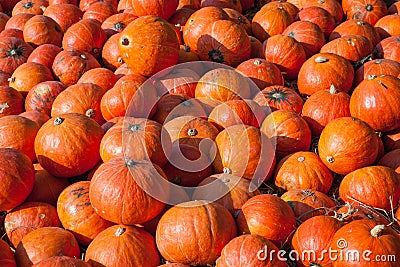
[4,201,61,248]
[43,3,83,33]
[318,117,379,175]
[301,0,343,23]
[5,13,34,31]
[296,6,335,37]
[14,227,80,267]
[85,225,160,267]
[34,113,104,178]
[23,15,63,48]
[156,200,237,266]
[82,2,117,23]
[25,81,66,116]
[346,0,388,26]
[215,234,287,267]
[27,44,62,69]
[101,13,137,37]
[253,85,303,114]
[119,15,180,77]
[375,15,400,39]
[77,68,118,92]
[0,239,17,267]
[57,181,114,246]
[131,0,178,20]
[339,166,400,211]
[329,19,381,46]
[31,256,91,267]
[354,59,400,86]
[374,36,400,63]
[350,75,400,132]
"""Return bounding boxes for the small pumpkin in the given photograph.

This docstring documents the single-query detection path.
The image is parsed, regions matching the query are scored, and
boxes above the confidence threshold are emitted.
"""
[253,85,303,114]
[27,44,62,69]
[301,0,343,23]
[354,59,400,86]
[5,13,34,31]
[12,0,48,16]
[0,37,33,75]
[25,81,66,116]
[374,36,400,63]
[42,3,83,32]
[346,0,388,25]
[295,6,335,37]
[79,0,118,11]
[23,15,63,47]
[101,33,124,71]
[101,12,137,37]
[77,67,118,92]
[329,19,381,46]
[374,14,400,39]
[82,2,117,23]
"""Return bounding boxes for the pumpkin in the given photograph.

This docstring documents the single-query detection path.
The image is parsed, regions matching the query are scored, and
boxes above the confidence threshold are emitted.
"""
[182,6,229,51]
[0,37,33,75]
[178,0,201,9]
[153,94,206,124]
[383,127,400,152]
[52,50,101,86]
[42,4,82,33]
[0,71,10,86]
[32,256,91,267]
[57,181,114,246]
[339,166,400,210]
[100,73,157,120]
[0,29,24,39]
[0,148,35,211]
[236,194,296,248]
[282,20,325,58]
[354,59,400,86]
[152,67,200,97]
[101,13,137,37]
[27,44,62,69]
[62,19,107,59]
[49,0,79,4]
[100,117,170,166]
[378,149,400,173]
[168,7,195,29]
[5,13,34,31]
[0,12,9,32]
[346,0,388,25]
[330,220,400,266]
[192,173,261,215]
[156,200,237,265]
[301,0,343,23]
[0,0,20,14]
[101,33,123,71]
[82,2,117,23]
[375,14,400,39]
[320,34,374,64]
[253,85,303,114]
[131,0,178,20]
[318,117,379,174]
[22,15,63,48]
[336,203,390,224]
[178,44,200,63]
[329,19,381,46]
[262,34,306,80]
[158,264,190,267]
[34,113,104,178]
[0,239,17,267]
[85,225,160,267]
[4,201,61,248]
[12,0,48,16]
[249,36,262,58]
[223,8,251,35]
[214,125,276,184]
[295,6,335,37]
[302,85,351,136]
[51,83,106,124]
[89,157,169,224]
[25,81,66,116]
[79,0,118,12]
[350,75,400,132]
[292,216,343,267]
[236,58,284,90]
[216,234,286,267]
[297,53,355,95]
[0,115,40,162]
[119,15,179,77]
[195,68,252,102]
[19,110,50,127]
[275,152,333,193]
[25,164,69,205]
[0,86,24,117]
[77,68,118,92]
[14,227,80,267]
[374,36,400,63]
[201,0,241,12]
[261,110,311,159]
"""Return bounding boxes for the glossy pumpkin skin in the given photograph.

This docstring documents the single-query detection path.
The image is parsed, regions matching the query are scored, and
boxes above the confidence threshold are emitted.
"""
[374,36,400,63]
[346,0,388,26]
[0,239,17,267]
[339,166,400,210]
[85,225,160,267]
[216,234,286,267]
[89,157,169,225]
[0,29,23,40]
[25,81,66,116]
[329,19,381,46]
[31,256,91,267]
[354,59,400,86]
[236,194,296,248]
[263,34,306,80]
[131,0,178,20]
[119,15,180,77]
[77,68,118,92]
[318,117,379,175]
[57,181,114,246]
[223,8,251,35]
[253,85,303,114]
[27,44,62,69]
[0,148,35,211]
[296,6,335,37]
[51,83,106,124]
[297,53,354,95]
[14,227,81,267]
[52,50,101,86]
[101,12,137,37]
[22,15,63,48]
[350,75,400,132]
[0,86,24,117]
[42,3,83,33]
[275,151,333,194]
[34,113,104,178]
[4,201,61,248]
[99,117,170,166]
[0,37,33,75]
[292,216,343,267]
[156,200,237,266]
[19,111,50,127]
[330,219,400,267]
[302,85,351,136]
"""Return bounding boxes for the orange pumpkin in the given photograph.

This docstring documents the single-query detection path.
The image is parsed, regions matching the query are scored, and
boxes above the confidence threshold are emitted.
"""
[101,33,123,71]
[25,81,66,116]
[19,110,50,127]
[0,86,24,117]
[82,2,117,23]
[22,15,63,48]
[378,149,400,174]
[131,0,178,20]
[354,59,400,86]
[374,36,400,63]
[12,0,48,16]
[42,3,83,32]
[329,19,381,46]
[27,44,62,69]
[101,12,137,37]
[346,0,388,25]
[31,256,91,267]
[77,67,118,92]
[295,6,335,37]
[0,239,17,267]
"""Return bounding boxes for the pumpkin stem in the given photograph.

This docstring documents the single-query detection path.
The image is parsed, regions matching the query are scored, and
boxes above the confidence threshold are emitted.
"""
[113,22,125,31]
[8,77,15,83]
[54,117,65,125]
[314,56,328,63]
[208,48,224,64]
[121,37,130,46]
[329,84,338,94]
[366,4,373,11]
[223,167,232,174]
[0,103,9,113]
[40,5,46,12]
[85,109,96,118]
[23,2,34,8]
[128,124,141,132]
[370,225,385,237]
[80,54,87,60]
[221,178,230,183]
[125,159,138,167]
[253,59,262,66]
[118,57,124,64]
[288,32,295,38]
[326,156,335,163]
[356,21,365,25]
[297,156,305,162]
[183,45,191,52]
[114,227,126,236]
[347,38,356,46]
[301,189,315,200]
[187,128,198,136]
[367,75,378,80]
[375,59,383,64]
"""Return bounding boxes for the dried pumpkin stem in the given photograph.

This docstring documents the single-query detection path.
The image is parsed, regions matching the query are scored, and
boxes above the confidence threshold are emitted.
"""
[115,227,126,236]
[370,225,385,237]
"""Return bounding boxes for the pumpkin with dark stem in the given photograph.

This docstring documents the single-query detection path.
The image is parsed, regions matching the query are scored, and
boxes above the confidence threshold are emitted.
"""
[42,3,83,33]
[101,33,123,71]
[346,0,388,26]
[101,12,137,36]
[253,85,303,114]
[223,8,251,35]
[12,0,48,16]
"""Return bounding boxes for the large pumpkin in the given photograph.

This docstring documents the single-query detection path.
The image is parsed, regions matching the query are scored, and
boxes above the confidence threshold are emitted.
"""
[296,6,335,37]
[34,113,104,178]
[119,15,179,77]
[329,19,381,46]
[0,239,17,267]
[12,0,48,16]
[42,3,83,33]
[156,200,237,266]
[57,181,114,246]
[23,15,63,48]
[318,117,379,175]
[346,0,388,25]
[85,225,160,267]
[354,59,400,86]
